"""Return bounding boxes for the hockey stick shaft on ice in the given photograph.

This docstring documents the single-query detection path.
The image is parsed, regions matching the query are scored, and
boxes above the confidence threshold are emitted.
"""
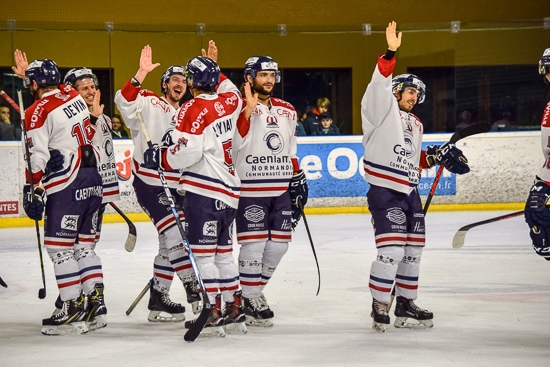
[0,276,7,288]
[17,90,47,300]
[109,202,138,252]
[125,280,151,316]
[297,199,321,296]
[136,112,210,342]
[452,210,524,249]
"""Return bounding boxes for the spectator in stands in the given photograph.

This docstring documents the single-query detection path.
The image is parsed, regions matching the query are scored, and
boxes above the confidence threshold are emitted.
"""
[491,109,518,131]
[455,109,476,131]
[303,97,330,135]
[111,113,129,139]
[314,112,340,135]
[0,105,17,140]
[296,108,307,136]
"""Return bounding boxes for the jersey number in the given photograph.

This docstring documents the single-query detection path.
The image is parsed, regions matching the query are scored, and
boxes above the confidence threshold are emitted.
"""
[71,117,94,146]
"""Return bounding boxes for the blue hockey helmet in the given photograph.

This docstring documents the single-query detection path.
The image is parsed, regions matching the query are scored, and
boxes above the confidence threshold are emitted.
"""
[24,59,61,88]
[160,65,186,94]
[185,57,220,92]
[391,73,426,104]
[64,67,97,87]
[244,56,281,83]
[539,47,550,76]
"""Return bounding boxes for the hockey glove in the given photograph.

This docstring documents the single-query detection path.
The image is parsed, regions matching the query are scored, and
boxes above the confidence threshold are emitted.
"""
[23,185,45,221]
[426,143,470,174]
[44,149,64,176]
[528,225,550,261]
[143,144,162,170]
[289,171,308,229]
[525,179,550,228]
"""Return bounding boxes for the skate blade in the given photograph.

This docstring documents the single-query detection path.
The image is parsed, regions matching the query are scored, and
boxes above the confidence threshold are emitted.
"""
[148,311,185,323]
[199,325,226,338]
[245,315,273,328]
[190,301,202,315]
[394,317,434,329]
[87,315,108,331]
[372,320,387,333]
[41,321,89,336]
[224,321,248,334]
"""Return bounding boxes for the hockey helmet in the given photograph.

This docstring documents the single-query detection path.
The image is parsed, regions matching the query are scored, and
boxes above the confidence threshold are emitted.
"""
[185,57,220,92]
[539,48,550,76]
[24,59,61,88]
[243,56,281,83]
[391,73,426,104]
[160,65,186,94]
[64,67,97,87]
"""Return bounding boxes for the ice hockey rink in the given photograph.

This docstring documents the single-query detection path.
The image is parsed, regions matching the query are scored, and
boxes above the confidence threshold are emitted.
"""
[0,210,548,367]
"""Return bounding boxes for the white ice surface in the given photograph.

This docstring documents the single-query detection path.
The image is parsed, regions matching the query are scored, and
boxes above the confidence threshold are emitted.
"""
[1,211,549,367]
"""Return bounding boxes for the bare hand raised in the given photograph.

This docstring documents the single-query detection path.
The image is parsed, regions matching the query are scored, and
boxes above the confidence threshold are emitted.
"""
[386,21,402,52]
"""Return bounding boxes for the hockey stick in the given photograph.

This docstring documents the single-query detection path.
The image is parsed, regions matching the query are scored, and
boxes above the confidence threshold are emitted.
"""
[0,90,21,111]
[126,279,152,316]
[297,199,321,296]
[0,276,7,288]
[109,202,137,252]
[136,112,210,342]
[452,210,524,249]
[17,89,46,300]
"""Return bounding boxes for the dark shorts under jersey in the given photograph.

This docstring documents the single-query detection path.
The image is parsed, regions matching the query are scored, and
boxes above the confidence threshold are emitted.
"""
[183,191,236,257]
[235,191,292,244]
[366,185,425,248]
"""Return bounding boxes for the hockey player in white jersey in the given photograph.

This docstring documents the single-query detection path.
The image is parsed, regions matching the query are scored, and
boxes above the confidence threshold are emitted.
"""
[17,57,103,335]
[233,56,307,327]
[114,45,199,321]
[143,44,248,337]
[362,22,470,332]
[525,47,550,261]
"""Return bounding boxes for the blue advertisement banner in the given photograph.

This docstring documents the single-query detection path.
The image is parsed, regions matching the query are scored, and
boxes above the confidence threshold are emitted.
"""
[297,140,456,198]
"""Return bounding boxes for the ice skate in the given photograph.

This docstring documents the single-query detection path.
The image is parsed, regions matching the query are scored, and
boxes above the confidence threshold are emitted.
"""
[223,291,247,334]
[86,283,107,331]
[185,294,225,338]
[147,287,186,322]
[184,279,202,315]
[394,296,434,329]
[243,292,274,327]
[371,299,390,333]
[41,294,88,336]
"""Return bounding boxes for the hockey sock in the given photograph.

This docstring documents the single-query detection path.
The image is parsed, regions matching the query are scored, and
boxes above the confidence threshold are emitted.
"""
[195,256,220,304]
[369,246,403,304]
[215,253,240,303]
[239,241,266,298]
[163,226,194,284]
[395,245,423,300]
[258,240,288,293]
[74,244,103,295]
[47,249,81,301]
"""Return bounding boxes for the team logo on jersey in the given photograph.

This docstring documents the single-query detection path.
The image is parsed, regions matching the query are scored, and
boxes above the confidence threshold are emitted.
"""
[61,215,79,231]
[104,138,114,158]
[158,192,170,206]
[403,128,416,159]
[150,97,170,112]
[244,205,265,223]
[203,221,218,237]
[266,115,278,128]
[263,131,284,155]
[214,101,225,116]
[386,208,406,225]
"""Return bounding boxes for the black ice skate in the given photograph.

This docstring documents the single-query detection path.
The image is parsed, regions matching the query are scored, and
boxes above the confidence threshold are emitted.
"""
[371,299,390,333]
[243,292,274,327]
[147,286,186,322]
[394,296,434,329]
[86,283,107,331]
[41,293,88,336]
[222,291,247,334]
[184,279,202,315]
[185,293,225,338]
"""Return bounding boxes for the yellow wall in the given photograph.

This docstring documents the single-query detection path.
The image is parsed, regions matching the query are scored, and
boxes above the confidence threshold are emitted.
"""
[1,0,549,133]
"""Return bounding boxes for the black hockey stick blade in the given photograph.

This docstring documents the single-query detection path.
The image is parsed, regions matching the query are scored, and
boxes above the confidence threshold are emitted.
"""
[184,302,212,342]
[449,122,491,144]
[298,199,321,296]
[0,276,7,288]
[109,202,137,252]
[452,210,524,249]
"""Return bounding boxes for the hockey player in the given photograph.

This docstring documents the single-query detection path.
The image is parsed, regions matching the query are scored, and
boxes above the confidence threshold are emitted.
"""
[232,56,307,327]
[361,22,470,332]
[143,43,248,337]
[17,57,103,335]
[114,45,199,322]
[524,47,550,261]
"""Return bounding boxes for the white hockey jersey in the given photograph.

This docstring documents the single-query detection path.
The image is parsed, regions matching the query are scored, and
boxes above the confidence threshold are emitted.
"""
[164,76,242,208]
[361,56,424,195]
[233,97,300,197]
[114,80,181,188]
[92,114,120,203]
[538,100,550,182]
[24,85,96,195]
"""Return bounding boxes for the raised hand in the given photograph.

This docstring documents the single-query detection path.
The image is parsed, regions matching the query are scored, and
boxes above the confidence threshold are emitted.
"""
[90,88,104,117]
[386,21,402,52]
[12,49,29,79]
[201,40,218,62]
[134,45,160,84]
